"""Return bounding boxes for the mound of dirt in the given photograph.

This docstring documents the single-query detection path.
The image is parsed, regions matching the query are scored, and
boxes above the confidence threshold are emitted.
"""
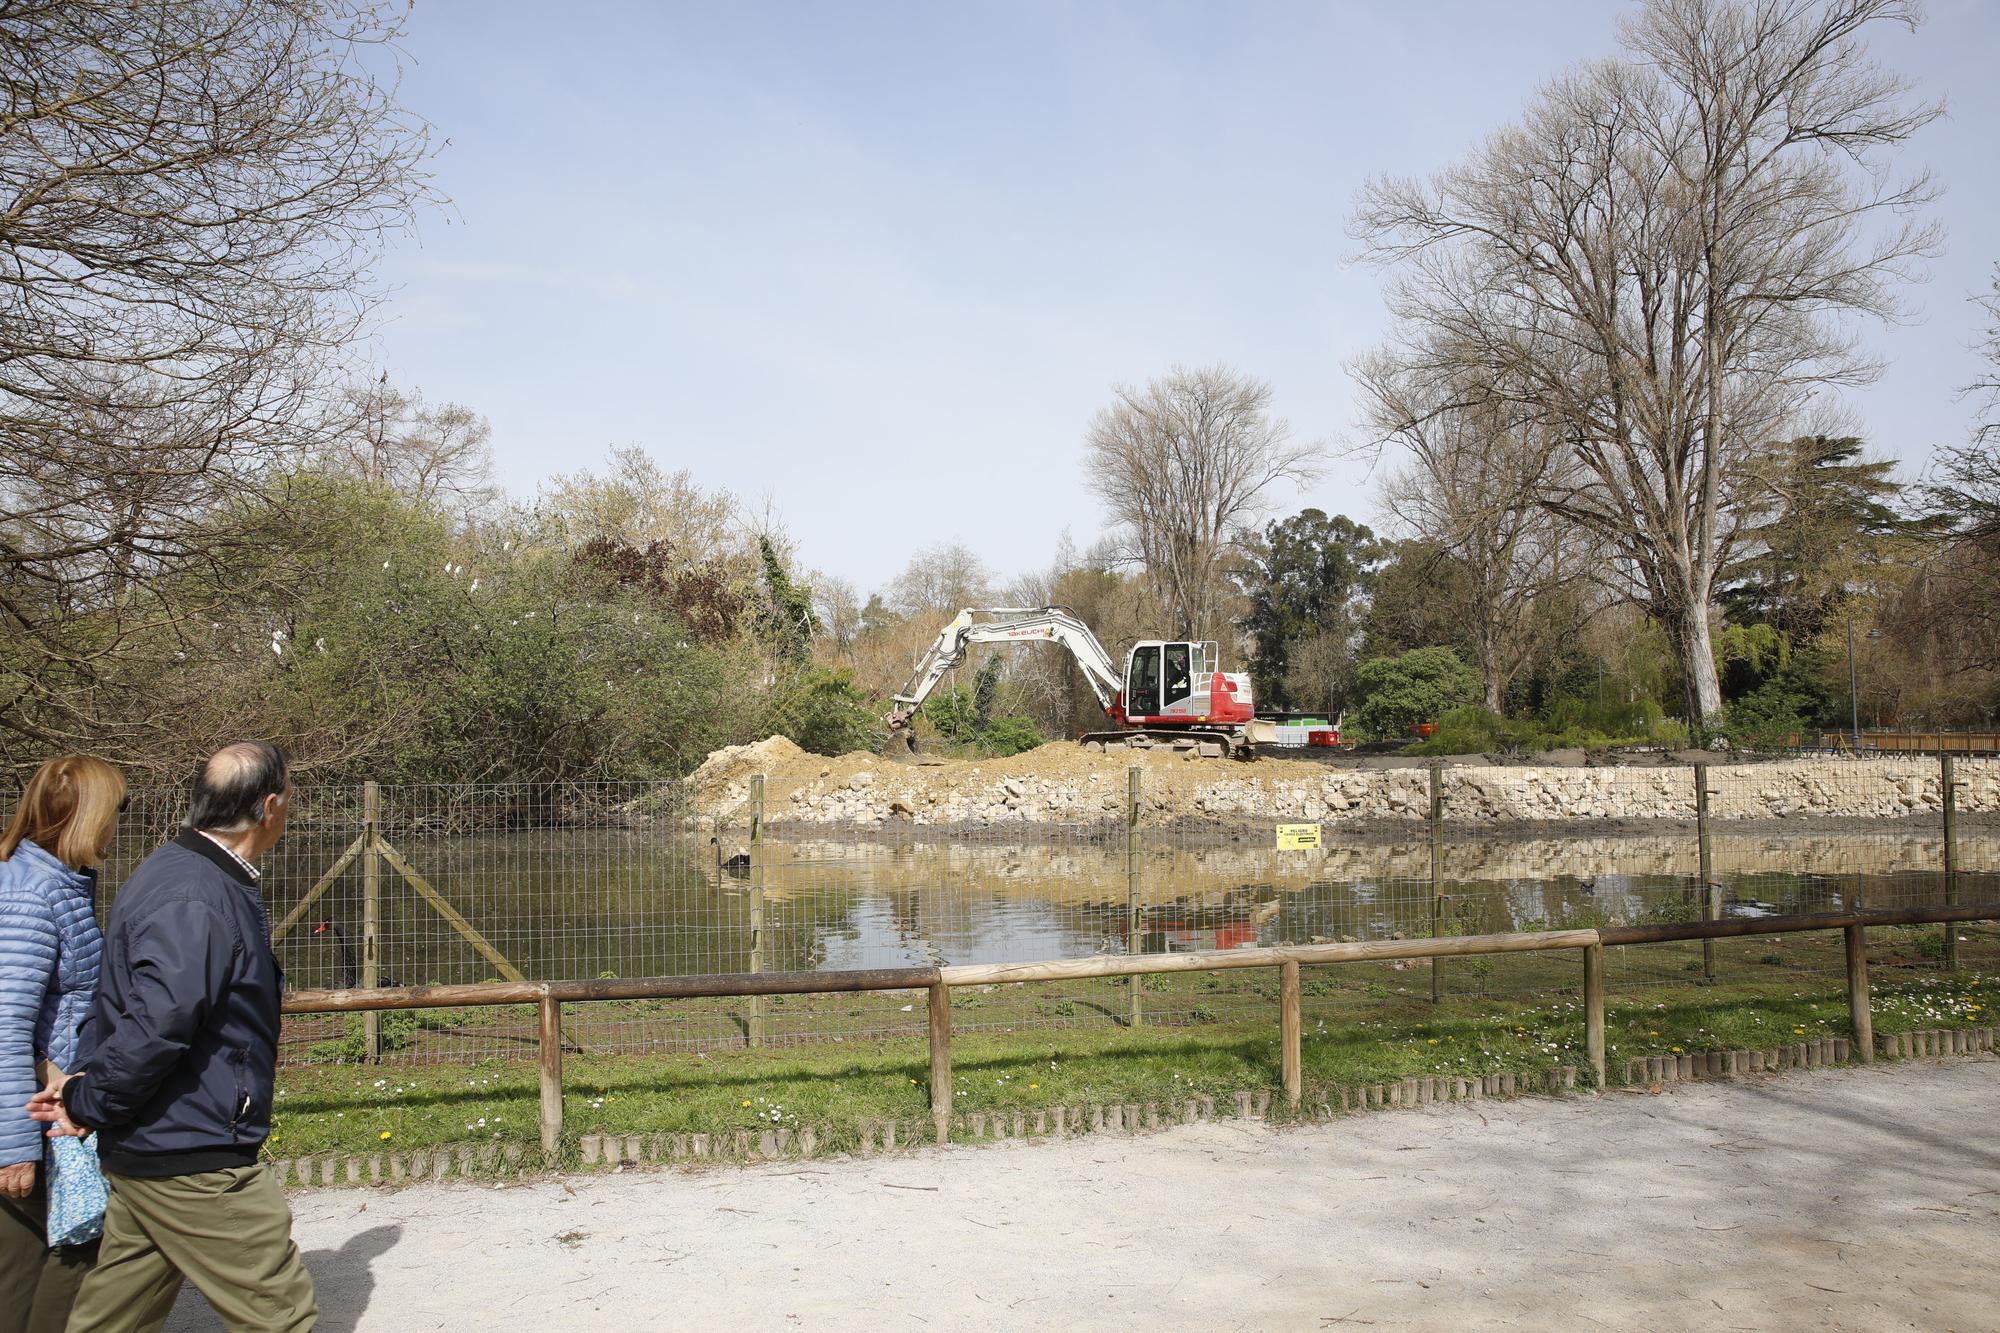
[686,735,810,794]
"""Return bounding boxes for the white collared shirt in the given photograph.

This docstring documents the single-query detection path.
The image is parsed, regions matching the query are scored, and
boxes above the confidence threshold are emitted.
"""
[197,830,262,882]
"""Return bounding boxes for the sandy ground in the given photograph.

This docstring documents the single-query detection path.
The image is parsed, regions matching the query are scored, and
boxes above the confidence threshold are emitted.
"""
[162,1058,1996,1332]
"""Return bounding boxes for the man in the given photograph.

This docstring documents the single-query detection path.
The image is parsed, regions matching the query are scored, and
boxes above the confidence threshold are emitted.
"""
[29,742,316,1332]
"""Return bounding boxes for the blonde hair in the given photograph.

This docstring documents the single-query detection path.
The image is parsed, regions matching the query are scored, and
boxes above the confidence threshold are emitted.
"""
[0,756,127,871]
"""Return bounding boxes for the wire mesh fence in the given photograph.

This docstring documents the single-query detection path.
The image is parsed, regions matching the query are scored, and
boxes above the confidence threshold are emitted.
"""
[90,754,1999,1066]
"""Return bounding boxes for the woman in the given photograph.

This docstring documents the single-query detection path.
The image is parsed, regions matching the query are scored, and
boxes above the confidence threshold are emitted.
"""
[0,756,123,1333]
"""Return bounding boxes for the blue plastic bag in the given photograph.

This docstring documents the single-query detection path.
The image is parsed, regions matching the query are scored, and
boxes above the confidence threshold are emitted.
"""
[45,1133,107,1247]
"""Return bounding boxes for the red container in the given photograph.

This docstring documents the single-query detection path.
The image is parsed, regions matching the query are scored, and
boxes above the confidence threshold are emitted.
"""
[1307,728,1339,747]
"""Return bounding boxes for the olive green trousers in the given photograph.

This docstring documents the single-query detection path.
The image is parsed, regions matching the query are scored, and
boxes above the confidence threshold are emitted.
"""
[66,1164,316,1333]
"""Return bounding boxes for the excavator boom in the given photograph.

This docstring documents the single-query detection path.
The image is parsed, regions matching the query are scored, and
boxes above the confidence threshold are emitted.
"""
[888,607,1123,727]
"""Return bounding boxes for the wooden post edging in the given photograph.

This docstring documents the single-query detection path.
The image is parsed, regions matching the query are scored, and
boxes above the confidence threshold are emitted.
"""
[1584,942,1605,1089]
[1279,960,1302,1109]
[1844,924,1873,1063]
[1126,766,1142,1029]
[928,982,951,1145]
[538,989,562,1155]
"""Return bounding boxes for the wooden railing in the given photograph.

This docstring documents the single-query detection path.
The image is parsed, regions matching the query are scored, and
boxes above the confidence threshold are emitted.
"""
[1786,730,2000,755]
[282,902,2000,1154]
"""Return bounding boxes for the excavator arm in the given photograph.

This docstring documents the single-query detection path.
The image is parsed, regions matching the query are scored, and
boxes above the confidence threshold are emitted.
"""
[888,607,1124,731]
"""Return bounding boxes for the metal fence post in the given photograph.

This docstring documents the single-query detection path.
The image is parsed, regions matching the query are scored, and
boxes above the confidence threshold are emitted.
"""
[1127,765,1142,1028]
[748,774,765,1049]
[1695,763,1716,982]
[1429,763,1444,1004]
[362,781,381,1062]
[1942,753,1959,972]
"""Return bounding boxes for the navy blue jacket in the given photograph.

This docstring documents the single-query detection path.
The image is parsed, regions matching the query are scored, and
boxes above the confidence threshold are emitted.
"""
[66,832,282,1178]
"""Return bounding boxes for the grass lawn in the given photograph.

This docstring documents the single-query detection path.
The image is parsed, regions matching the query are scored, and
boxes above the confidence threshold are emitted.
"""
[266,963,1995,1164]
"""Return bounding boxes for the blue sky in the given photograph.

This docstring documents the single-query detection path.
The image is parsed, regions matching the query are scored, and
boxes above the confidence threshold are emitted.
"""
[366,0,2000,595]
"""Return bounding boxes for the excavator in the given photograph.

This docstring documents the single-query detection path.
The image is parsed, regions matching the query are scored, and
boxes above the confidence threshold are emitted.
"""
[884,607,1279,759]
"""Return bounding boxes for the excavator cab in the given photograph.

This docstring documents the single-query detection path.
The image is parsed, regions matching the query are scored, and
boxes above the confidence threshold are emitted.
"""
[1120,641,1248,726]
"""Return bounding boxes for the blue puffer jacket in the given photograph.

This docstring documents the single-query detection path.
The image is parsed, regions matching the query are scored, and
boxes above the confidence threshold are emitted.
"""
[0,837,103,1168]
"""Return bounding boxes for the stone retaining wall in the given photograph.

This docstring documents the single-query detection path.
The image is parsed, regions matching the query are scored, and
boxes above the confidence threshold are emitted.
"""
[751,757,2000,829]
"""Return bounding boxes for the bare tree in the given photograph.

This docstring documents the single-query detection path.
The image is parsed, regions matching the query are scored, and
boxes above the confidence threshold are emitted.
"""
[887,543,992,618]
[1893,266,2000,684]
[0,0,435,753]
[1359,357,1595,712]
[326,376,497,513]
[1084,365,1320,639]
[810,573,863,658]
[543,447,747,567]
[1959,264,2000,461]
[1352,0,1939,727]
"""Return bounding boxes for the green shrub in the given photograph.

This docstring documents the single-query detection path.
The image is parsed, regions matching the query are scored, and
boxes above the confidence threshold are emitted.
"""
[1719,682,1813,751]
[1353,647,1479,739]
[1407,695,1687,756]
[766,667,881,756]
[977,716,1043,757]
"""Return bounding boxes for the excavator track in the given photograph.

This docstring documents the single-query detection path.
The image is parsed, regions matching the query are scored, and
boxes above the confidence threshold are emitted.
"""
[1078,729,1255,759]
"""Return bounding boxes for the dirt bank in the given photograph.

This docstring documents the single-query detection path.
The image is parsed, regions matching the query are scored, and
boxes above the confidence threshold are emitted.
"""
[167,1057,2000,1331]
[686,738,2000,833]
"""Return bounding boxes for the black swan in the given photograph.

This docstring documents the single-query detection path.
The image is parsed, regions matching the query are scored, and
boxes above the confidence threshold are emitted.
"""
[710,836,751,876]
[313,919,404,990]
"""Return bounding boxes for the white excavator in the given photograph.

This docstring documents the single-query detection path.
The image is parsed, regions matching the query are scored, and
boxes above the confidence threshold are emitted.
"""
[884,607,1279,759]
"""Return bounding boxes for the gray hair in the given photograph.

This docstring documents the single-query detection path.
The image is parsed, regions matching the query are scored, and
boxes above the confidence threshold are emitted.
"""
[186,741,289,833]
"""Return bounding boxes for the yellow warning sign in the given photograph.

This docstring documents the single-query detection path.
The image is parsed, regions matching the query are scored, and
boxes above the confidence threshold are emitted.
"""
[1275,823,1321,850]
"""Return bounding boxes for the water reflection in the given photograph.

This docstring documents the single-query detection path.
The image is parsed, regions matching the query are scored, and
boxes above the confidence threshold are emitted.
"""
[181,828,2000,991]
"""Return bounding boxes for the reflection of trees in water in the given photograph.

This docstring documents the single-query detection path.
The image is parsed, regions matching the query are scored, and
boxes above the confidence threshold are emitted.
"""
[242,829,1992,985]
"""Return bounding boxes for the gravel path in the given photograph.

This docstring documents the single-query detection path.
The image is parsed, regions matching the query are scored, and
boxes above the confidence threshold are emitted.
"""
[163,1058,1997,1332]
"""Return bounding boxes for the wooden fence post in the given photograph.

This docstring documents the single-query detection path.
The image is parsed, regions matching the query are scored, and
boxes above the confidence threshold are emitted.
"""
[1429,763,1444,1004]
[1127,766,1142,1028]
[928,982,952,1145]
[1844,924,1873,1062]
[538,991,563,1154]
[748,774,766,1049]
[1280,960,1302,1110]
[362,781,381,1062]
[1584,943,1605,1088]
[1695,763,1716,982]
[1942,753,1959,972]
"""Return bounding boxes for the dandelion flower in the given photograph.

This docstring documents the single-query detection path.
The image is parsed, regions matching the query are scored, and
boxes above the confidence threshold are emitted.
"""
[379,1131,392,1140]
